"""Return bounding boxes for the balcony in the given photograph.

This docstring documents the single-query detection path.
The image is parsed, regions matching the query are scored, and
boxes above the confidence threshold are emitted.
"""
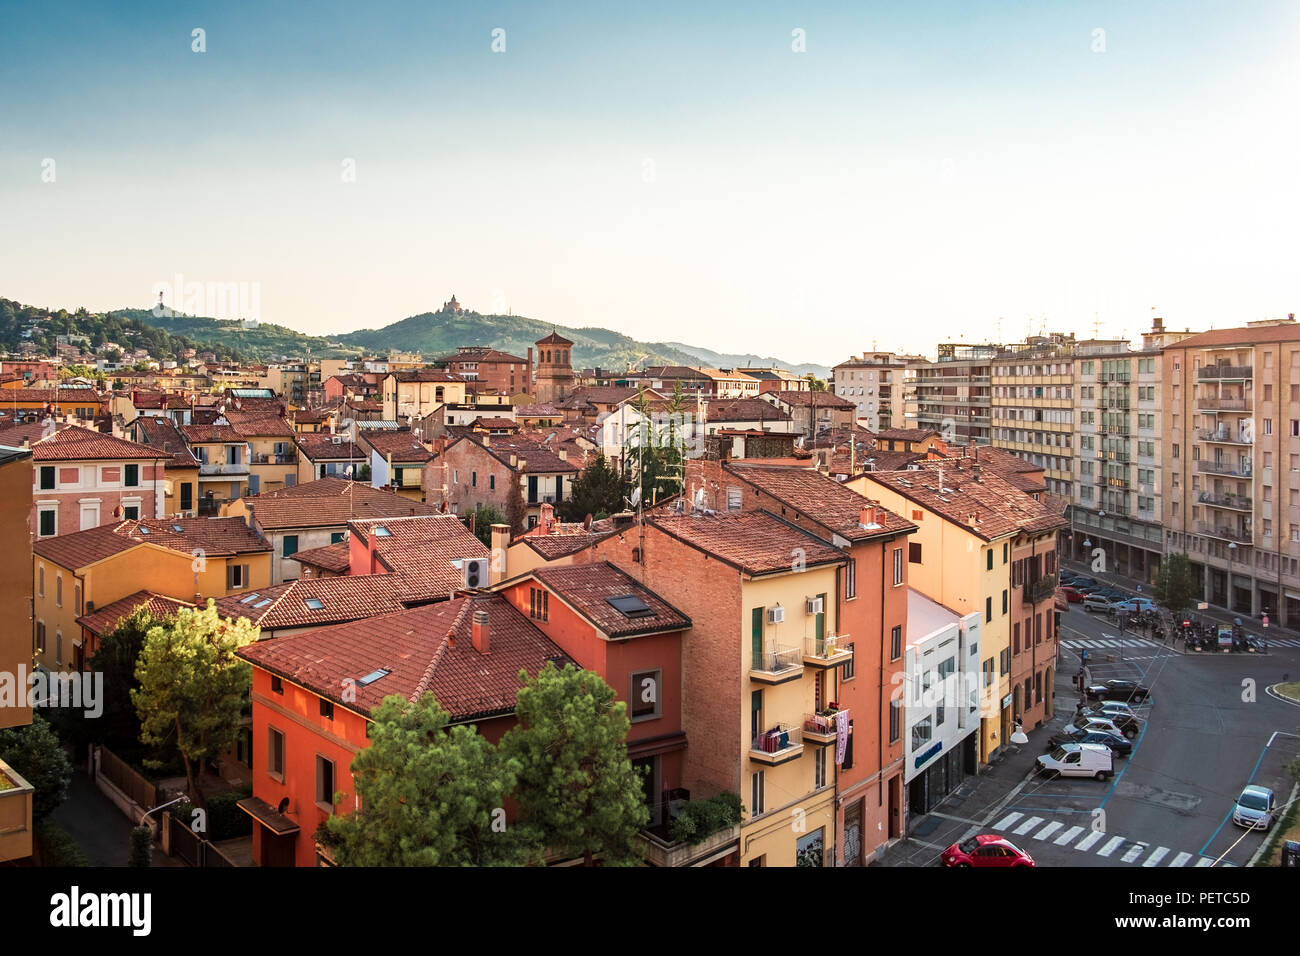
[1024,575,1059,605]
[251,451,298,464]
[1100,372,1131,383]
[803,709,848,745]
[0,759,33,862]
[1198,491,1252,512]
[1196,396,1249,412]
[1193,520,1253,545]
[1196,459,1252,478]
[1198,366,1253,381]
[1103,397,1131,410]
[750,726,804,766]
[1098,447,1131,462]
[750,644,804,685]
[1196,428,1252,445]
[803,633,853,668]
[198,460,250,476]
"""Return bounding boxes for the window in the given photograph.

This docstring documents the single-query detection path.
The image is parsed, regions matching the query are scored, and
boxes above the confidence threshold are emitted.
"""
[891,625,902,661]
[56,575,62,607]
[227,564,249,590]
[1013,621,1020,654]
[909,542,922,564]
[985,596,992,623]
[1265,419,1273,435]
[316,755,335,809]
[529,587,549,622]
[1003,542,1009,564]
[75,585,82,615]
[629,670,661,721]
[331,531,346,544]
[39,508,56,537]
[751,771,765,816]
[123,505,139,520]
[124,464,139,487]
[986,549,993,571]
[267,727,285,779]
[39,466,55,490]
[983,657,994,687]
[889,699,900,742]
[271,676,284,695]
[911,716,933,752]
[893,548,903,585]
[1002,589,1008,615]
[283,535,299,557]
[55,631,63,665]
[320,698,334,719]
[1000,647,1010,675]
[726,487,743,511]
[814,747,827,789]
[472,470,477,487]
[38,565,44,596]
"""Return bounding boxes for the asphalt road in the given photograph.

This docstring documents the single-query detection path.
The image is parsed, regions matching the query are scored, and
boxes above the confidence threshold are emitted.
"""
[985,604,1300,867]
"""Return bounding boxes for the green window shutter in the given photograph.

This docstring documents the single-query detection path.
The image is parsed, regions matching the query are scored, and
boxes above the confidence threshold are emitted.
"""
[284,535,299,557]
[751,607,764,669]
[815,593,826,650]
[124,464,139,487]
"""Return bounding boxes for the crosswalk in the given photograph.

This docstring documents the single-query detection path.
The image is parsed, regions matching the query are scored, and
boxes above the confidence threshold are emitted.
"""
[989,811,1235,866]
[1062,636,1300,649]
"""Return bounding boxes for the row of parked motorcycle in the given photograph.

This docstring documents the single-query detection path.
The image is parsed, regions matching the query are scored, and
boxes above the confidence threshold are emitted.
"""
[1177,620,1264,653]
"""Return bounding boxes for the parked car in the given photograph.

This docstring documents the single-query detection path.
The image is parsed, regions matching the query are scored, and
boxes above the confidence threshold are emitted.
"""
[941,834,1035,867]
[1115,597,1158,614]
[1047,728,1133,756]
[1063,716,1127,738]
[1069,576,1098,589]
[1093,588,1128,601]
[1085,679,1150,703]
[1079,702,1141,736]
[1232,785,1277,830]
[1037,742,1114,780]
[1059,586,1086,603]
[1083,594,1122,613]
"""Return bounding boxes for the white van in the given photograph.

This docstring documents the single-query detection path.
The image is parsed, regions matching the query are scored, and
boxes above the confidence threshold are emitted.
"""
[1036,742,1114,780]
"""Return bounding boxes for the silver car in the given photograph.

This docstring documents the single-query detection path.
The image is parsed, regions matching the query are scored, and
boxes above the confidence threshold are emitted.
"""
[1232,785,1276,830]
[1064,716,1126,738]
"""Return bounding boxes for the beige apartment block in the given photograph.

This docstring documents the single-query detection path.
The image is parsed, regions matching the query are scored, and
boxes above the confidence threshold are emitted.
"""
[912,344,997,445]
[1163,317,1300,623]
[831,353,916,430]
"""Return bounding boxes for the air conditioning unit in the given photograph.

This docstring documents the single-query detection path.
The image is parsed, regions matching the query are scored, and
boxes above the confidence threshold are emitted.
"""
[806,597,824,615]
[462,557,489,589]
[767,606,785,625]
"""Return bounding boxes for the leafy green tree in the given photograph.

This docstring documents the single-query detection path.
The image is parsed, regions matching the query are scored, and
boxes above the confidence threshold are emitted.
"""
[1152,552,1198,616]
[803,373,827,392]
[467,504,507,547]
[131,601,258,806]
[629,385,689,505]
[558,453,627,521]
[0,715,73,822]
[323,694,527,866]
[500,662,649,866]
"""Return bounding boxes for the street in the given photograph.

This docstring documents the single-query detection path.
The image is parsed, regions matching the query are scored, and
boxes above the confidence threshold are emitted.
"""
[884,601,1300,867]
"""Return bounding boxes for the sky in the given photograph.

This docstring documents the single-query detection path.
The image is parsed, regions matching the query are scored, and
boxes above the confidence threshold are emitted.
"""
[2,1,1299,365]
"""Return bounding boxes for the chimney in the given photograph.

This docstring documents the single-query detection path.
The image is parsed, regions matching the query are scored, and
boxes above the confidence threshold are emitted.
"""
[472,609,490,654]
[557,448,567,461]
[971,463,982,482]
[482,434,490,448]
[510,454,518,468]
[246,503,255,528]
[490,524,511,582]
[447,629,456,651]
[967,438,975,458]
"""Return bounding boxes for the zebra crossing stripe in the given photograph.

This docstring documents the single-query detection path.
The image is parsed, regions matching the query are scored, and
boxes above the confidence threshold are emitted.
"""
[992,812,1023,831]
[1034,821,1063,841]
[1054,825,1084,845]
[1143,846,1170,867]
[1013,816,1045,836]
[1195,857,1214,867]
[1096,836,1125,857]
[1075,830,1105,851]
[1120,843,1147,863]
[1169,851,1192,868]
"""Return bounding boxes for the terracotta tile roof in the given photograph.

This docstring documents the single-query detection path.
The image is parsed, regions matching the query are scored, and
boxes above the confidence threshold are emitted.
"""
[863,450,922,471]
[434,347,530,364]
[181,423,244,443]
[133,417,201,468]
[224,412,295,438]
[349,398,382,411]
[766,390,856,409]
[705,398,792,423]
[237,593,573,720]
[360,430,433,462]
[515,402,562,418]
[351,514,490,598]
[242,479,441,529]
[519,527,618,559]
[647,511,846,576]
[556,386,641,409]
[291,406,338,424]
[390,369,462,383]
[34,516,269,570]
[290,541,352,574]
[725,462,916,542]
[536,331,574,346]
[875,428,940,442]
[294,432,367,461]
[0,422,168,462]
[1165,323,1300,349]
[527,562,690,638]
[455,435,579,474]
[469,416,518,429]
[0,386,104,404]
[76,590,195,638]
[862,464,1067,541]
[214,575,413,630]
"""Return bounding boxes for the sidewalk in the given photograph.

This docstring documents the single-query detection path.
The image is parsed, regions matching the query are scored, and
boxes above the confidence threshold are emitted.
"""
[49,767,183,867]
[1062,558,1294,645]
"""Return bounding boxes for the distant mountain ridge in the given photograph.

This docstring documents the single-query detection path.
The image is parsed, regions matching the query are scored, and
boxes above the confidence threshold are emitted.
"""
[656,341,831,379]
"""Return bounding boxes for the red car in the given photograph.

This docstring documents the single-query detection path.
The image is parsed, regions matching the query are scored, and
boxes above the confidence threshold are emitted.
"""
[942,834,1035,867]
[1058,586,1085,603]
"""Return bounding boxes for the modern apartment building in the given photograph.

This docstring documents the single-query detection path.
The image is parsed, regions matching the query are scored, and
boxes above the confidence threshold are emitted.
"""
[1162,317,1300,623]
[831,353,912,431]
[911,344,997,445]
[991,334,1079,498]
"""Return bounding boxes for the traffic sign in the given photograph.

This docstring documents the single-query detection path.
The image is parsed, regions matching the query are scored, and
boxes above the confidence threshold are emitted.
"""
[1197,602,1209,610]
[1263,614,1269,628]
[1137,585,1143,592]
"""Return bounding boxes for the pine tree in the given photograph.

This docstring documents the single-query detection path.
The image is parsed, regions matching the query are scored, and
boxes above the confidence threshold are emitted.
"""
[558,453,627,521]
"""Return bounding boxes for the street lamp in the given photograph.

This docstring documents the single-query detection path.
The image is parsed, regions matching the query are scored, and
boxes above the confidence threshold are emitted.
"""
[1010,721,1029,745]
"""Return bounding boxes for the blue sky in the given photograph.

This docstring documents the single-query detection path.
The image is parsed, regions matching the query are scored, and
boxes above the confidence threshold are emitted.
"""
[2,1,1299,362]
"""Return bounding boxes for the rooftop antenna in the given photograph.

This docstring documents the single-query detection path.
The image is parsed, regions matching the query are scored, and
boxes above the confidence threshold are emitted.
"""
[1092,312,1102,339]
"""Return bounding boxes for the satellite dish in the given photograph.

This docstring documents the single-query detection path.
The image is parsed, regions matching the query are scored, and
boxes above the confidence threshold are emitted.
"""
[693,487,706,508]
[277,797,289,814]
[630,486,642,507]
[583,513,593,531]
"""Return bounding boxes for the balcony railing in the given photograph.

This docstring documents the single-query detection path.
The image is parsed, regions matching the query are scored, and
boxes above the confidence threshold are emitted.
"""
[1196,428,1252,445]
[1100,372,1131,383]
[750,644,804,684]
[750,726,804,765]
[1196,459,1252,478]
[804,633,853,667]
[1198,491,1253,511]
[1195,396,1249,411]
[1024,575,1059,605]
[1099,447,1131,462]
[1198,366,1253,380]
[803,710,848,744]
[198,461,250,476]
[1103,397,1131,409]
[1193,520,1253,545]
[251,451,298,464]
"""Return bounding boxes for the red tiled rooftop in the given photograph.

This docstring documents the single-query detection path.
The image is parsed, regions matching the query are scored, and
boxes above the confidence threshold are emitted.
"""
[725,462,916,542]
[290,541,352,574]
[75,590,195,638]
[34,516,270,570]
[0,422,167,462]
[527,562,690,638]
[863,465,1066,541]
[214,575,413,630]
[647,511,846,576]
[242,478,441,529]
